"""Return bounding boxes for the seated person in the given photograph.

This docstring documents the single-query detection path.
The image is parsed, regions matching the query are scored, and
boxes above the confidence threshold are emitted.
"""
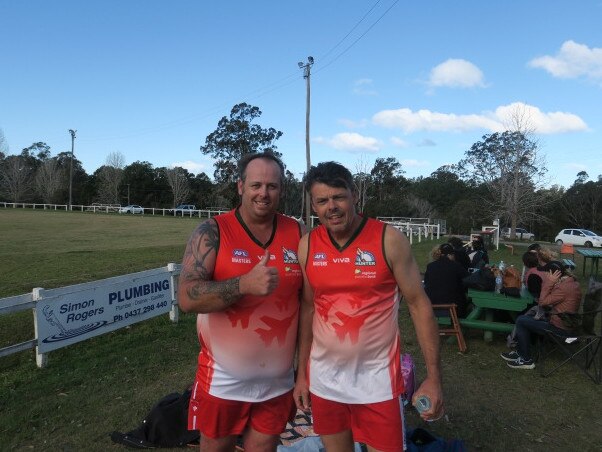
[424,243,470,318]
[536,246,557,266]
[448,236,471,271]
[500,261,582,369]
[527,243,541,253]
[468,236,489,270]
[522,251,548,299]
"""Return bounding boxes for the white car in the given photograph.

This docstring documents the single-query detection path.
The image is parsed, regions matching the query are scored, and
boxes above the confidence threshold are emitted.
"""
[554,229,602,248]
[119,205,144,214]
[501,227,535,241]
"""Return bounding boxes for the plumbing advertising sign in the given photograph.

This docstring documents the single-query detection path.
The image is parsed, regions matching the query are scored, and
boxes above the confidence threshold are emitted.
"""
[35,269,173,353]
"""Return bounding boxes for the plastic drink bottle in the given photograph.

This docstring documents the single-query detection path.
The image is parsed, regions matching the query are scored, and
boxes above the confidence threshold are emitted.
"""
[414,395,431,414]
[495,273,503,293]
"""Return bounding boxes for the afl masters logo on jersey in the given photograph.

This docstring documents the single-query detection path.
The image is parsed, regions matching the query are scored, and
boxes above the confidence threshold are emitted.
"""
[232,249,252,264]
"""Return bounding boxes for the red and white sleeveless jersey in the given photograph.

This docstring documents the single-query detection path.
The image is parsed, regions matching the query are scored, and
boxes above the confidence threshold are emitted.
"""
[194,210,302,402]
[305,217,403,403]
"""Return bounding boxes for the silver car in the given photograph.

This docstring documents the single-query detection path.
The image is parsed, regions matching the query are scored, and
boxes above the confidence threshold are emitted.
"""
[119,205,144,214]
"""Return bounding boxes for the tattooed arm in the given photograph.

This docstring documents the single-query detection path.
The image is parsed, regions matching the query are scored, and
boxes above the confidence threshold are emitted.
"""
[177,219,280,313]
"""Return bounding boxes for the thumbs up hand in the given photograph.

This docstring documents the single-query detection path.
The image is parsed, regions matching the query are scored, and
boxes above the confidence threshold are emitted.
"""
[239,249,279,296]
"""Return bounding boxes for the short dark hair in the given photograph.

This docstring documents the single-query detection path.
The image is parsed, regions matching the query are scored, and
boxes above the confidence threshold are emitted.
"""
[472,237,484,250]
[527,243,541,252]
[522,251,539,268]
[448,237,464,248]
[304,161,355,193]
[543,260,566,274]
[237,151,285,184]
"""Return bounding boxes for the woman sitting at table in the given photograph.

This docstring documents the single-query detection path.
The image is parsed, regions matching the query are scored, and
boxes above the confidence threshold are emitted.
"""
[424,243,470,318]
[500,261,581,369]
[522,251,548,299]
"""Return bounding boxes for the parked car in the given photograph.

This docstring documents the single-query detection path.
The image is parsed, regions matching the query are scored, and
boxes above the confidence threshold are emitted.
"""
[501,227,535,241]
[554,229,602,248]
[118,205,144,214]
[171,204,197,216]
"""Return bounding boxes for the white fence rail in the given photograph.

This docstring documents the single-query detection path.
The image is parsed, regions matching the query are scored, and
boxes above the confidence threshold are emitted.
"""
[0,264,182,368]
[0,202,227,218]
[378,217,441,244]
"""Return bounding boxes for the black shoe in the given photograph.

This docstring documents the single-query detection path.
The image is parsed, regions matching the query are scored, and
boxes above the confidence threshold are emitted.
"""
[500,350,520,361]
[507,357,535,369]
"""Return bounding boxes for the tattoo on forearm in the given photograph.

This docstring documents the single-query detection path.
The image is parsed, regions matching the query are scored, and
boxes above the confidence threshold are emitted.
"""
[186,277,241,307]
[183,220,241,306]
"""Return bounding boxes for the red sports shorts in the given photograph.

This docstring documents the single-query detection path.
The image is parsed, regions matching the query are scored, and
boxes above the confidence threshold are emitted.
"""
[188,388,295,439]
[311,393,405,452]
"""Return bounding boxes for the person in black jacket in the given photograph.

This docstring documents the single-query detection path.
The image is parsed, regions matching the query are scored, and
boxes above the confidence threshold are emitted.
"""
[424,243,470,318]
[447,236,471,271]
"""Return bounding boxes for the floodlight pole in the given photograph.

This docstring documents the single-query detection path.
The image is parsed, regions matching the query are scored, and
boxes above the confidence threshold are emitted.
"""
[298,56,314,227]
[68,129,76,210]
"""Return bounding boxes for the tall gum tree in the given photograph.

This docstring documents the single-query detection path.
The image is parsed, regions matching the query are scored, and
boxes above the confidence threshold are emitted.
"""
[200,103,283,207]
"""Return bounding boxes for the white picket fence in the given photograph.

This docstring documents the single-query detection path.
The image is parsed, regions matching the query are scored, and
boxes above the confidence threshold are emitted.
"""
[0,264,182,368]
[377,217,441,244]
[0,201,227,218]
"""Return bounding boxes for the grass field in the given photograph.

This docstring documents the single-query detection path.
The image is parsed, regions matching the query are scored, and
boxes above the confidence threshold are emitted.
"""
[1,209,601,451]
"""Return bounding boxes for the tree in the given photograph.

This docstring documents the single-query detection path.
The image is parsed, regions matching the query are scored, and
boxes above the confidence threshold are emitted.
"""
[365,157,408,216]
[0,155,33,202]
[410,166,470,220]
[95,152,125,205]
[0,128,8,157]
[35,158,64,203]
[354,155,371,214]
[200,103,283,206]
[165,166,191,207]
[404,194,437,218]
[458,130,548,236]
[190,172,218,209]
[562,171,602,230]
[281,170,302,218]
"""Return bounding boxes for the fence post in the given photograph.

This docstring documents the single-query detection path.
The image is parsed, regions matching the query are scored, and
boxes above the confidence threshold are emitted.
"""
[168,263,179,323]
[32,287,47,368]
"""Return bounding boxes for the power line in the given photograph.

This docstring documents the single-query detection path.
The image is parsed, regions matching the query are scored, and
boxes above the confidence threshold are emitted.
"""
[318,0,383,62]
[61,1,399,145]
[315,0,400,75]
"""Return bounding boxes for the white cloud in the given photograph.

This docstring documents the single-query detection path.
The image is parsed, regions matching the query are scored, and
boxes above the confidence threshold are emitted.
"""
[417,139,437,147]
[427,59,486,88]
[529,40,602,83]
[372,102,587,134]
[400,159,429,168]
[494,102,588,134]
[315,133,381,152]
[373,108,499,132]
[171,160,207,174]
[565,163,589,173]
[338,118,369,129]
[352,78,378,96]
[390,137,409,147]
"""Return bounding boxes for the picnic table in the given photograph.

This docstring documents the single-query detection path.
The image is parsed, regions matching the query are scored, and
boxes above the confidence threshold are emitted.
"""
[438,289,535,342]
[576,248,602,277]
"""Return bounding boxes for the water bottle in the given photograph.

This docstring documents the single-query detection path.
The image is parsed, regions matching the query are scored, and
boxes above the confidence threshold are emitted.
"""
[498,260,506,273]
[414,395,431,414]
[495,273,503,293]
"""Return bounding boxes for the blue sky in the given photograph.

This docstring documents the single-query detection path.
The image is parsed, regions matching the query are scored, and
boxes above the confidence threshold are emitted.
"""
[1,0,601,189]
